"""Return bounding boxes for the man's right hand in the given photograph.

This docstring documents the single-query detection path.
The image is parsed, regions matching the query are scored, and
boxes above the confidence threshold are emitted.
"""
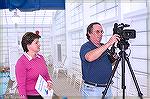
[107,34,120,46]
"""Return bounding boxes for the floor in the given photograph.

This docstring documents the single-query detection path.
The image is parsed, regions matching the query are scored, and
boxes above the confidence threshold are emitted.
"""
[52,70,82,97]
[47,65,83,99]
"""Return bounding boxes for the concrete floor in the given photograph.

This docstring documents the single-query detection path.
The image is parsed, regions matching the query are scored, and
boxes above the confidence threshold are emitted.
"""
[52,71,81,97]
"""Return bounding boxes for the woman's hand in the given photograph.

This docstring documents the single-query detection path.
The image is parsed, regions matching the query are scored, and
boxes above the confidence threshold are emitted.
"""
[47,80,53,90]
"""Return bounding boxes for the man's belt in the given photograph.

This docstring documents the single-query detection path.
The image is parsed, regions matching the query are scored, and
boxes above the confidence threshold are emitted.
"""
[84,81,107,87]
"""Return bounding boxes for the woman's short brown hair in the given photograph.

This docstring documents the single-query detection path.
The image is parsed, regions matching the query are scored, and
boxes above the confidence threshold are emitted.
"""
[21,32,41,52]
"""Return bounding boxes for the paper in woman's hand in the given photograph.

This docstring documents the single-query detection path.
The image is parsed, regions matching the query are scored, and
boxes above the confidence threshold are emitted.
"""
[35,75,53,99]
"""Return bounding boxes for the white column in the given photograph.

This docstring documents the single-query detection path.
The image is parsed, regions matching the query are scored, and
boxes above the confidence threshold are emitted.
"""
[147,0,150,96]
[65,1,72,70]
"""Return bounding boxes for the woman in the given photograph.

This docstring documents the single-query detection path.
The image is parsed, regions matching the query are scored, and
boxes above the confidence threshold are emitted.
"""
[15,32,52,99]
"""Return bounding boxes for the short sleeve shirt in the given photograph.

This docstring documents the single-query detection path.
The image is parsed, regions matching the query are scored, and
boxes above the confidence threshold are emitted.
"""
[80,41,112,84]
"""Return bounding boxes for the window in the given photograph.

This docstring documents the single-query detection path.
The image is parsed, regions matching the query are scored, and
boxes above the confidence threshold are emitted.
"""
[57,44,62,62]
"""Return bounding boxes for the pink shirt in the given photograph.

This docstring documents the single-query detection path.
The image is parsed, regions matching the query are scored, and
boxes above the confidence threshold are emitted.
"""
[15,53,52,96]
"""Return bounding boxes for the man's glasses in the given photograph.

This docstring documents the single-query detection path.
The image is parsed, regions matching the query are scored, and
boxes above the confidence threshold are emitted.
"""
[93,30,104,35]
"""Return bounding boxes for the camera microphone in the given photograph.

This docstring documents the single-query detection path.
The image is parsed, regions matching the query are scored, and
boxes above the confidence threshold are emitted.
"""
[120,23,130,27]
[124,24,130,27]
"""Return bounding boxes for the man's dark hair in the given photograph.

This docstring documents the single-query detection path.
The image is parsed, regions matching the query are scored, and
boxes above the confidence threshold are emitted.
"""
[21,32,41,52]
[86,22,101,40]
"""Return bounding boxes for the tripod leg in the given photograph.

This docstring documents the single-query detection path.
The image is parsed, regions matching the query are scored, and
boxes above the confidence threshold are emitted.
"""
[102,57,121,99]
[125,57,143,99]
[121,50,126,99]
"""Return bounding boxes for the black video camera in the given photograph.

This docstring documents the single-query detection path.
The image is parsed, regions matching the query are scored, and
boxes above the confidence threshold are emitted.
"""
[113,23,136,40]
[112,23,136,50]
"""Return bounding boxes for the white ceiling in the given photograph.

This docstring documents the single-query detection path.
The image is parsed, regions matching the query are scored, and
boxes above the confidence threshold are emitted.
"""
[1,9,56,25]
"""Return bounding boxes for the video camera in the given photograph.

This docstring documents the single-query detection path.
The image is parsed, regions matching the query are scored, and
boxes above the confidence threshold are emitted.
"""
[113,23,136,40]
[113,23,136,50]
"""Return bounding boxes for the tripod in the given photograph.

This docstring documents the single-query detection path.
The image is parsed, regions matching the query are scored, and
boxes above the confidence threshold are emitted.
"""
[102,44,143,99]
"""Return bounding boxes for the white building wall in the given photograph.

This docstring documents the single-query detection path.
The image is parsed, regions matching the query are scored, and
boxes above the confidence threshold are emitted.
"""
[147,0,150,96]
[51,0,149,97]
[51,10,67,70]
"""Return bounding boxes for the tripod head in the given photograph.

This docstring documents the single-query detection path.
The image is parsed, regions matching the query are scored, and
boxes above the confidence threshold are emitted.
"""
[117,38,130,51]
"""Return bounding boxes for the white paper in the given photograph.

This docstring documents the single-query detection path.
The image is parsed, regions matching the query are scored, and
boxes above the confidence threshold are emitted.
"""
[35,74,53,99]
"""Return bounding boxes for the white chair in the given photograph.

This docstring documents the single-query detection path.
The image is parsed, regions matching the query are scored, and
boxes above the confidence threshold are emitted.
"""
[52,56,67,79]
[4,79,18,98]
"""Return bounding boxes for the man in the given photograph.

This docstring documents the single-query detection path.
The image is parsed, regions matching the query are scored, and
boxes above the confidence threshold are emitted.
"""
[80,22,120,99]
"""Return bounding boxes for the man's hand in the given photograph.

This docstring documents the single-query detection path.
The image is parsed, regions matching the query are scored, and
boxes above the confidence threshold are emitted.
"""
[107,34,120,46]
